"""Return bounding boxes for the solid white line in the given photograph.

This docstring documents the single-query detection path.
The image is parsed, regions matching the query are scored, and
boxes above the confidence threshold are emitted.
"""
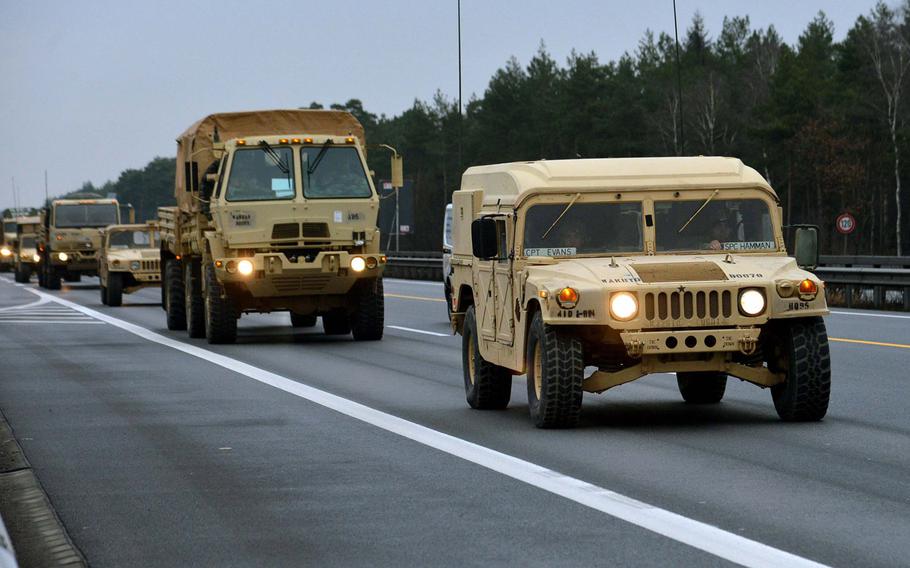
[387,325,450,337]
[24,287,827,568]
[0,320,104,324]
[830,310,910,320]
[384,278,444,287]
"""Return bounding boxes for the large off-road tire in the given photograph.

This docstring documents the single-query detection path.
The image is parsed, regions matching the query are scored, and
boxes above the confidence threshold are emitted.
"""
[184,260,205,338]
[45,266,61,290]
[165,259,187,331]
[290,313,317,328]
[322,311,351,335]
[771,317,831,422]
[203,262,237,344]
[462,305,511,410]
[100,282,108,305]
[14,265,30,283]
[351,278,384,341]
[107,272,123,306]
[526,311,584,428]
[677,372,727,404]
[37,264,46,287]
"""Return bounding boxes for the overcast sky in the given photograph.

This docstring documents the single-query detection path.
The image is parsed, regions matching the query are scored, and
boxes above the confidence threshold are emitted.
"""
[0,0,875,209]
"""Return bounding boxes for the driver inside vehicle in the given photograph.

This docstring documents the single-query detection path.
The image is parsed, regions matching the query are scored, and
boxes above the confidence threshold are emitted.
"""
[709,218,732,250]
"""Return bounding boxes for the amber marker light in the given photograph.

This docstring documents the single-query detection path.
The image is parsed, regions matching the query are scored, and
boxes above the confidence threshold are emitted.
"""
[236,139,246,146]
[799,278,818,298]
[556,287,579,309]
[346,137,355,144]
[215,260,223,268]
[291,138,301,144]
[303,138,314,144]
[279,138,289,144]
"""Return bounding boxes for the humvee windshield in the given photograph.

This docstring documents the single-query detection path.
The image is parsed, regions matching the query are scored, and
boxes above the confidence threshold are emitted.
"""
[523,202,643,257]
[55,204,118,228]
[109,230,158,249]
[655,198,775,252]
[21,237,35,248]
[225,147,296,202]
[301,147,372,199]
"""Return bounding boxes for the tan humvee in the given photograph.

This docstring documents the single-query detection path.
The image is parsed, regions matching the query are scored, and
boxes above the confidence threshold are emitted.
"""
[13,215,41,283]
[450,157,830,428]
[98,223,161,306]
[159,110,401,344]
[36,198,124,289]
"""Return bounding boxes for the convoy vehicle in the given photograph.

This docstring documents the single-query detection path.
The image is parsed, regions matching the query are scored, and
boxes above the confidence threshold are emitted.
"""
[442,203,454,314]
[14,215,41,283]
[0,216,17,271]
[36,198,123,289]
[99,223,161,306]
[159,109,400,344]
[449,157,830,428]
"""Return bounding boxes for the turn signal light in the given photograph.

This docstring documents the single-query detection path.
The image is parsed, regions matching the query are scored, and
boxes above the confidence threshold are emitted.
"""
[557,287,579,308]
[799,279,818,297]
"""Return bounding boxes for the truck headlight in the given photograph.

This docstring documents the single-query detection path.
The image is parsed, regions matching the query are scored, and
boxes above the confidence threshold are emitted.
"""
[610,292,638,320]
[0,247,10,257]
[350,256,366,272]
[739,289,765,316]
[33,254,41,262]
[237,259,254,275]
[130,261,141,270]
[58,252,69,261]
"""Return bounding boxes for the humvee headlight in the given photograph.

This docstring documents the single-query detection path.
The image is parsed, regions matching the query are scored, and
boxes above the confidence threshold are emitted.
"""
[366,256,378,269]
[610,292,638,321]
[226,260,237,273]
[739,289,765,316]
[33,254,41,263]
[0,247,10,257]
[112,259,120,266]
[57,252,69,261]
[798,279,818,298]
[130,261,141,271]
[556,287,579,309]
[350,256,366,272]
[237,259,254,276]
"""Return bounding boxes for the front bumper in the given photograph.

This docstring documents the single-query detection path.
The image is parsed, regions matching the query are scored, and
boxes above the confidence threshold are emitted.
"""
[216,251,385,297]
[49,250,97,270]
[109,268,161,283]
[620,327,760,356]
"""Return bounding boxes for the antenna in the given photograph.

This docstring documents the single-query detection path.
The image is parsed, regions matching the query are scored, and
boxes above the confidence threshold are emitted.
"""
[673,0,685,155]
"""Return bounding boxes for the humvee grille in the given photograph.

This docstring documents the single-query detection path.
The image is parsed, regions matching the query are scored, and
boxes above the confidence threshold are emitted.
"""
[272,275,332,294]
[644,290,733,321]
[140,260,160,272]
[272,223,300,239]
[301,223,330,238]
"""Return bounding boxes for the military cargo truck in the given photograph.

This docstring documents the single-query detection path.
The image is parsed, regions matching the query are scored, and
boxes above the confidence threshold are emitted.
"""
[450,157,830,428]
[14,215,41,283]
[159,110,398,344]
[99,223,161,306]
[0,216,17,271]
[36,198,122,289]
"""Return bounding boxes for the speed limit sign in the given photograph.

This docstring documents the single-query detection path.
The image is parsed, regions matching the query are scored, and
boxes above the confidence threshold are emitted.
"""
[836,213,856,235]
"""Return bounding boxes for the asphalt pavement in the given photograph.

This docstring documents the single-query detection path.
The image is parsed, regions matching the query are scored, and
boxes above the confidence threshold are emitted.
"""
[0,274,908,567]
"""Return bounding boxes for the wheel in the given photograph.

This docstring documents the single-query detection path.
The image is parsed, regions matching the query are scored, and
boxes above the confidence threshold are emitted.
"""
[444,280,453,317]
[351,278,384,341]
[203,262,237,344]
[184,260,205,338]
[462,305,511,410]
[526,311,583,428]
[46,267,61,290]
[165,259,187,330]
[14,265,30,283]
[322,311,351,335]
[771,317,831,421]
[37,264,46,287]
[677,372,727,404]
[100,283,108,305]
[107,273,123,306]
[290,313,317,327]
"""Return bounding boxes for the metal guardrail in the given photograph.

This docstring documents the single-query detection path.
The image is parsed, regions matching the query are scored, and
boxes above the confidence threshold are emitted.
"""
[384,253,910,311]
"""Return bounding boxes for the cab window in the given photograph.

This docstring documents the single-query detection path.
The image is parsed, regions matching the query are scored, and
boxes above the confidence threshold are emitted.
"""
[225,147,295,202]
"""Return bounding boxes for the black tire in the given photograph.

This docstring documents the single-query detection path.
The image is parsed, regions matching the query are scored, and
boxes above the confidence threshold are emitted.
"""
[322,311,351,335]
[37,264,46,287]
[107,272,123,306]
[351,278,384,341]
[14,265,30,283]
[677,372,727,404]
[526,311,584,428]
[46,266,61,290]
[165,259,187,330]
[203,262,237,344]
[462,305,511,410]
[184,260,205,338]
[771,317,831,421]
[100,282,108,305]
[290,313,317,328]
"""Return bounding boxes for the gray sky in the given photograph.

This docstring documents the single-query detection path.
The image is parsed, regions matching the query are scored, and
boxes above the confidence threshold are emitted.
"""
[1,0,874,209]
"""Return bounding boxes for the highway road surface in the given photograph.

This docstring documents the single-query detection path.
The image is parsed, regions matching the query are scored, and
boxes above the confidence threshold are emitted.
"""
[0,275,908,567]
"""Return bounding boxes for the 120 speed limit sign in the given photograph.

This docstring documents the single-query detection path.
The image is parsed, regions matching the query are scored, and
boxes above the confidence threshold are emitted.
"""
[836,213,856,235]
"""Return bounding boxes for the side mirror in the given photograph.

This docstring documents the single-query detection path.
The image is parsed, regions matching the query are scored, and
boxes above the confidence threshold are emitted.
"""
[390,154,404,188]
[471,218,498,260]
[794,226,819,270]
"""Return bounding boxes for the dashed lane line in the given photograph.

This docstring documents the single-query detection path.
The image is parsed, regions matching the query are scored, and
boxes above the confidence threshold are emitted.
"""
[829,337,910,350]
[22,285,828,568]
[387,325,450,337]
[384,293,447,303]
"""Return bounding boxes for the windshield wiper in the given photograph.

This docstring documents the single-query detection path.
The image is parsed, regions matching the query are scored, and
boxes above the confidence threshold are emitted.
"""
[258,141,290,175]
[541,193,581,239]
[307,140,333,176]
[677,189,719,234]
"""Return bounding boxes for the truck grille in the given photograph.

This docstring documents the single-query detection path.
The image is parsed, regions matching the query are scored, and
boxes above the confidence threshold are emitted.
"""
[644,290,733,322]
[301,223,330,238]
[140,260,160,272]
[272,275,332,294]
[272,223,300,239]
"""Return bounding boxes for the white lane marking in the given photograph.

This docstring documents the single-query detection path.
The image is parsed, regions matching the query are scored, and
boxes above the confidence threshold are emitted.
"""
[384,278,444,287]
[25,287,827,568]
[0,298,50,312]
[387,325,450,337]
[0,320,105,324]
[830,310,910,320]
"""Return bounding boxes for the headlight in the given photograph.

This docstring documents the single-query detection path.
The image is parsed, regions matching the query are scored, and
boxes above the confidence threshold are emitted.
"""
[739,289,766,316]
[33,254,41,262]
[350,256,366,272]
[0,247,10,257]
[610,292,638,320]
[237,259,254,275]
[556,287,579,309]
[130,261,141,271]
[58,252,69,261]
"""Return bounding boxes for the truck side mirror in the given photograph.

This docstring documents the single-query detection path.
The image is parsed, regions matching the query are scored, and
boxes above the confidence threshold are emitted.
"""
[471,218,498,260]
[390,155,403,188]
[794,226,819,270]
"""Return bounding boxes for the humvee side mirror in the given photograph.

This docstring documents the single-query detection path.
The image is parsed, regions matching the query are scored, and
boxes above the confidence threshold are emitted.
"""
[794,226,819,270]
[390,155,404,188]
[471,218,498,260]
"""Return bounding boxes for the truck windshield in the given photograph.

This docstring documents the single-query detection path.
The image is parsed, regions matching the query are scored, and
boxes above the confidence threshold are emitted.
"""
[301,147,372,199]
[225,147,296,202]
[109,230,158,249]
[21,237,35,248]
[54,204,119,228]
[655,198,776,252]
[3,221,16,232]
[523,202,643,257]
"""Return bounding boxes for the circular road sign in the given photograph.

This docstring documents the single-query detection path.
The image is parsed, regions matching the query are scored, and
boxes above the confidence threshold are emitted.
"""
[836,213,856,235]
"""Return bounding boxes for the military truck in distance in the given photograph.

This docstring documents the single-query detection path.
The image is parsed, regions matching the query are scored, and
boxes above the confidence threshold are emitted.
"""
[36,198,123,289]
[14,215,41,283]
[99,223,161,306]
[449,157,830,428]
[159,110,396,344]
[0,216,17,271]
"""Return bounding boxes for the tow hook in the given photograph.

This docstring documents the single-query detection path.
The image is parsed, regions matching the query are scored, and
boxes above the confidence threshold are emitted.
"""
[625,340,644,358]
[739,336,758,355]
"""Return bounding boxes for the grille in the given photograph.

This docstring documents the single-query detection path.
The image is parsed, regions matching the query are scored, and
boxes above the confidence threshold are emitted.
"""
[271,275,332,294]
[644,290,733,322]
[140,260,160,272]
[272,223,300,239]
[301,223,330,238]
